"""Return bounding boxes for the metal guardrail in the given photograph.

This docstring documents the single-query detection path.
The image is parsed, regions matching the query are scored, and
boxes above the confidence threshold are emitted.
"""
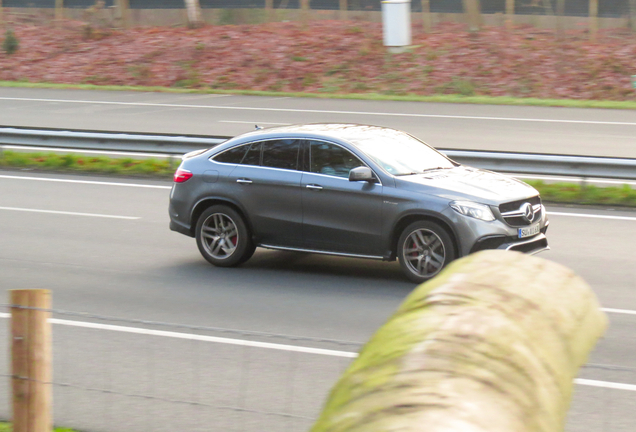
[0,127,226,155]
[1,126,636,181]
[443,150,636,181]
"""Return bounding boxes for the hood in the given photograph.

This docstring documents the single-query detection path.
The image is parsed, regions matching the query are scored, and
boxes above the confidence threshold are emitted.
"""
[395,166,538,205]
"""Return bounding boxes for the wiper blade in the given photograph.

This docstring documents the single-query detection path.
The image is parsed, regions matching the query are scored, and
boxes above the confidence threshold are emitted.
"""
[395,172,421,176]
[420,166,453,173]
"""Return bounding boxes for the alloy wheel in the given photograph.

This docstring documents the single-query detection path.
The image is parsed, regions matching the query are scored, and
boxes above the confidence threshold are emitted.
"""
[200,213,239,260]
[402,228,446,279]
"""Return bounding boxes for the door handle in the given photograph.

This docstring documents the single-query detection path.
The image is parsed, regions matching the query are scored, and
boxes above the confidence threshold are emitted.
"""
[306,184,323,190]
[236,179,253,184]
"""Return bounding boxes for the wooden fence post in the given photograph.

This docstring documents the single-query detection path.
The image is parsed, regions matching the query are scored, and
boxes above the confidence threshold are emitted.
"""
[117,0,130,29]
[462,0,481,32]
[505,0,514,30]
[339,0,348,20]
[266,0,274,22]
[11,289,52,432]
[301,0,310,24]
[556,0,565,38]
[422,0,431,32]
[55,0,64,21]
[589,0,598,41]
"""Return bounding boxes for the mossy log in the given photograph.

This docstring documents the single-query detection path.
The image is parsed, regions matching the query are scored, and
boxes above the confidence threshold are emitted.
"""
[311,250,607,432]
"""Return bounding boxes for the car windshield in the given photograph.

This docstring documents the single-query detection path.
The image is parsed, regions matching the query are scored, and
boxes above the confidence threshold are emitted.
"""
[347,128,456,176]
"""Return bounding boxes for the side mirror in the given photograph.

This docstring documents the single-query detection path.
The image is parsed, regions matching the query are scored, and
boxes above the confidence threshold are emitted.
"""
[349,166,376,183]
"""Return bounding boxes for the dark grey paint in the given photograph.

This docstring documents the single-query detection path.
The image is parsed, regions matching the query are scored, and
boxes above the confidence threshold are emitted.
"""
[169,124,549,263]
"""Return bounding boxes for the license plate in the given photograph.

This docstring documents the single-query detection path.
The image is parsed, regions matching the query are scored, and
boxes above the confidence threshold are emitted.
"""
[518,223,540,239]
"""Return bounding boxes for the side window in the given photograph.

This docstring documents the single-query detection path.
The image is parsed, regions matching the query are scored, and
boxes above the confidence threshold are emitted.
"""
[213,144,249,164]
[242,142,262,166]
[262,139,300,170]
[309,141,365,178]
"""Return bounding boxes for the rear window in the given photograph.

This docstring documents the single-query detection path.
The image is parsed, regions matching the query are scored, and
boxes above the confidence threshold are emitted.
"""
[213,144,249,164]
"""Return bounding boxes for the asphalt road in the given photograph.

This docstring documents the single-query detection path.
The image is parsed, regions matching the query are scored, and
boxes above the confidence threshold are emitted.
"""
[0,170,635,432]
[2,88,636,157]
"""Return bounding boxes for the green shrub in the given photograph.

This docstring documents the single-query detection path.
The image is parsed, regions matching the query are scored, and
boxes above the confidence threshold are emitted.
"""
[2,29,19,55]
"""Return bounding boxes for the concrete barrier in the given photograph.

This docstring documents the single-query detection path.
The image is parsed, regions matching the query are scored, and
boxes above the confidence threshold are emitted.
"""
[311,250,607,432]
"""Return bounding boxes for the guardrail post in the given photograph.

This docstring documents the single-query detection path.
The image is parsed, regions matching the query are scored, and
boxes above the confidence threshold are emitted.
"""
[11,289,52,432]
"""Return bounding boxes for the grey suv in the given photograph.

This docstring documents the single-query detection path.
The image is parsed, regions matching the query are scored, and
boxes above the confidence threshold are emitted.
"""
[169,124,549,282]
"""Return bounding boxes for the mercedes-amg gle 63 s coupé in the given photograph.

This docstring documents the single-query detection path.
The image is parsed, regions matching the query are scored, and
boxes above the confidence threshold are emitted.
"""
[169,124,549,283]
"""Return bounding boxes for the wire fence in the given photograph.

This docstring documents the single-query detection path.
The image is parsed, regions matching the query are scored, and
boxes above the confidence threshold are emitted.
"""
[1,304,636,432]
[0,304,361,432]
[4,0,634,18]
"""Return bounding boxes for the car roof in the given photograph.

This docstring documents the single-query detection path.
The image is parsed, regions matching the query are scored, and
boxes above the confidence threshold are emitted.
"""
[231,123,406,146]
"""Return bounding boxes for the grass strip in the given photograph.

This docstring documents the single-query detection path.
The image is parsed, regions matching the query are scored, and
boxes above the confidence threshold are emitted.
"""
[1,151,635,208]
[0,150,175,177]
[2,81,636,110]
[0,422,75,432]
[525,180,636,207]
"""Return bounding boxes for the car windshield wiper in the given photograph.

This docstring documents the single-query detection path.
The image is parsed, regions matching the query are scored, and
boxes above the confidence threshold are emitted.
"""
[395,171,422,176]
[395,167,452,176]
[420,166,453,172]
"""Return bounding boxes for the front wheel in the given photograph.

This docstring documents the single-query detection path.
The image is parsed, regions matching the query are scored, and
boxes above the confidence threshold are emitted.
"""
[195,205,255,267]
[397,220,455,283]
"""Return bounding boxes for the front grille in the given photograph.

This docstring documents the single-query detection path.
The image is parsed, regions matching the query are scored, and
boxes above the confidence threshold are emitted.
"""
[499,196,542,227]
[499,196,541,213]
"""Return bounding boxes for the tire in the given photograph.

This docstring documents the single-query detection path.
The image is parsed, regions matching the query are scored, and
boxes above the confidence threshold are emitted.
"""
[397,220,456,283]
[195,205,255,267]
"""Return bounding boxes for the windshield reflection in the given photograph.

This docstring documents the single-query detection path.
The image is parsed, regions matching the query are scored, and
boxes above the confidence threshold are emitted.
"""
[344,127,456,175]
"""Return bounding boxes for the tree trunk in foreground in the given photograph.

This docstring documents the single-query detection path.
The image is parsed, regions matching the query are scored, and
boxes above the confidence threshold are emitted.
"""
[311,250,607,432]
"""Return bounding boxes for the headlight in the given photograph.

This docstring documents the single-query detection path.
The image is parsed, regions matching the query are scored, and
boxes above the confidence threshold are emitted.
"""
[450,201,495,221]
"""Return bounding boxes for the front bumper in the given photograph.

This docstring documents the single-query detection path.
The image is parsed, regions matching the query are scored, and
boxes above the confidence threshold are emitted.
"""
[470,223,549,255]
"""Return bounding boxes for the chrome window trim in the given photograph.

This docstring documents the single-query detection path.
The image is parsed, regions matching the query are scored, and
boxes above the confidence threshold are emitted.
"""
[209,138,302,170]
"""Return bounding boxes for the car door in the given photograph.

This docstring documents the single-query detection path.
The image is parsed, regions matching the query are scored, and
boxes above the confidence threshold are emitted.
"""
[226,139,304,247]
[301,140,384,256]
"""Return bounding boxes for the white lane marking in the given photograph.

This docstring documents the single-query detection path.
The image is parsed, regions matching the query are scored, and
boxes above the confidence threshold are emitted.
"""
[574,378,636,392]
[0,313,633,391]
[0,174,172,189]
[3,145,172,158]
[2,96,636,126]
[602,308,636,315]
[50,318,358,358]
[0,206,140,220]
[512,174,636,186]
[219,120,292,125]
[547,211,636,221]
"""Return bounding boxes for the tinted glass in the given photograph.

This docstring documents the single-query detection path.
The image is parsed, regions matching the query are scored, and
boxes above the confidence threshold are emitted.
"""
[262,140,300,170]
[213,144,249,164]
[242,142,262,166]
[309,141,364,178]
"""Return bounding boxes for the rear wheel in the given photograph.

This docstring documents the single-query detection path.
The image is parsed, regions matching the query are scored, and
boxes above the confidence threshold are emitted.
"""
[397,220,455,283]
[195,205,255,267]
